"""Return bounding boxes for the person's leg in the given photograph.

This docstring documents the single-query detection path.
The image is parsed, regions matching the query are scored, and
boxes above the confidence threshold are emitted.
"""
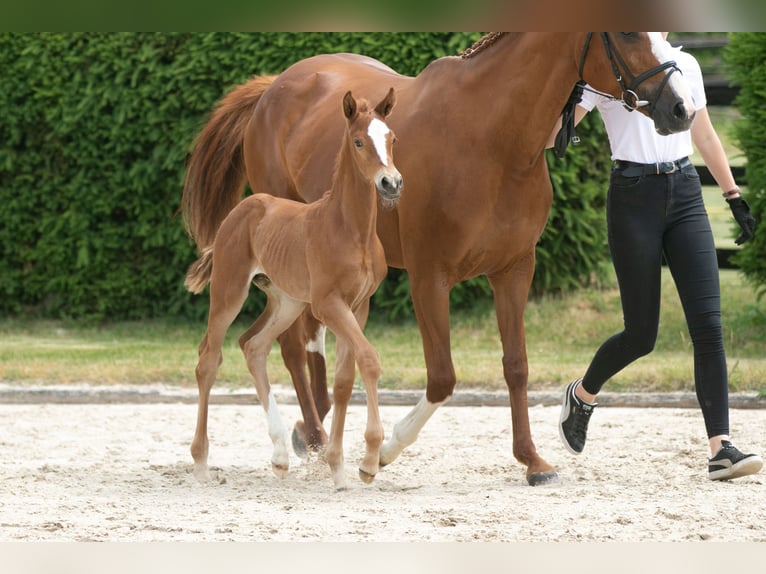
[579,173,666,398]
[561,171,666,454]
[663,169,728,453]
[665,167,762,479]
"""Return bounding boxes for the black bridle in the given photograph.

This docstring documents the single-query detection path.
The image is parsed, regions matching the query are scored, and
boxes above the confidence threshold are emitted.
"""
[554,32,681,159]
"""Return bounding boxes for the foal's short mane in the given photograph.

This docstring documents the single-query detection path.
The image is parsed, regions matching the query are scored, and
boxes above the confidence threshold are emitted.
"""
[330,98,374,180]
[460,32,512,59]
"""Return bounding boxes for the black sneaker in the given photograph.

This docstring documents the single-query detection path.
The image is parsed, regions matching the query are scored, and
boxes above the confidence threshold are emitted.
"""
[708,441,763,481]
[559,378,597,455]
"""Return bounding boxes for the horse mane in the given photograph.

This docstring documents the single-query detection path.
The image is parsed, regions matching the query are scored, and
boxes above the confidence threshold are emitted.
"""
[330,98,373,181]
[460,32,514,59]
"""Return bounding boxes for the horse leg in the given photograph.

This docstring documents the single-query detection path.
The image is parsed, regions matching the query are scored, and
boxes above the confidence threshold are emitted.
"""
[191,330,220,481]
[191,269,252,481]
[379,274,453,467]
[314,298,383,489]
[307,314,331,435]
[239,280,307,478]
[276,313,328,457]
[488,253,558,486]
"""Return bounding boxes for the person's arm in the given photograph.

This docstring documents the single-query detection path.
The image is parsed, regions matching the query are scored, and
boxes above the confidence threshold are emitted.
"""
[691,106,756,244]
[545,105,589,149]
[690,106,738,197]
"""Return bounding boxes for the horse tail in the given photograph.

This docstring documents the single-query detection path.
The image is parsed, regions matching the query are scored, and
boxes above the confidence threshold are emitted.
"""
[184,246,215,294]
[182,75,277,249]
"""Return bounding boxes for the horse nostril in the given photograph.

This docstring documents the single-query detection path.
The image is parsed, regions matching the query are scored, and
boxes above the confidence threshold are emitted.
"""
[673,101,688,121]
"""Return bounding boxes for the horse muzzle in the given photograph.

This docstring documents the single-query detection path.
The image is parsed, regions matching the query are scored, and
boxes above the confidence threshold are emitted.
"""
[376,171,403,202]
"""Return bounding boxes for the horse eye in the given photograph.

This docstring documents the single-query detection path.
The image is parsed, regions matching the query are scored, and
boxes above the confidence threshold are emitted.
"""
[621,32,638,38]
[354,139,363,148]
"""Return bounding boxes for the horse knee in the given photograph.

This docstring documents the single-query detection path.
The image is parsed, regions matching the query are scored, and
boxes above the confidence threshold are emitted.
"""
[357,350,381,384]
[195,349,222,387]
[502,355,528,389]
[240,338,269,363]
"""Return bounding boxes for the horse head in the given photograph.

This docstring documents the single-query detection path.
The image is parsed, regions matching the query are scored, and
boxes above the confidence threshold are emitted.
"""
[342,87,403,205]
[579,32,695,135]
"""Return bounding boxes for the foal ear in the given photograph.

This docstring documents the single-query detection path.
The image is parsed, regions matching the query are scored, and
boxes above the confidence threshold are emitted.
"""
[343,91,357,120]
[375,87,396,118]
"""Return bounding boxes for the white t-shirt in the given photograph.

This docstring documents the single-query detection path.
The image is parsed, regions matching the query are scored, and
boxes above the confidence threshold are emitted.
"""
[579,44,706,164]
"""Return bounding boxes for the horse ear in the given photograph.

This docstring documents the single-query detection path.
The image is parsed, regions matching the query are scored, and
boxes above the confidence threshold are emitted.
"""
[343,91,357,120]
[375,87,396,118]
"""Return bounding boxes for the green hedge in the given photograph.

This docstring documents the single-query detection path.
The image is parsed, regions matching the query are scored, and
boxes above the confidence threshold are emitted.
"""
[725,33,766,296]
[0,32,610,321]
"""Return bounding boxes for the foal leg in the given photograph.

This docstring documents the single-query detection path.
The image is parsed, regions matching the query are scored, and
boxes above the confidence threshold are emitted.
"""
[315,298,383,489]
[306,315,331,440]
[191,270,252,481]
[239,280,307,478]
[380,275,453,467]
[277,311,329,457]
[489,255,558,486]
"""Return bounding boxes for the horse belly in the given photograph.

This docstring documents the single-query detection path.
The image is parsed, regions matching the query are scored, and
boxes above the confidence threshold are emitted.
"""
[249,204,313,302]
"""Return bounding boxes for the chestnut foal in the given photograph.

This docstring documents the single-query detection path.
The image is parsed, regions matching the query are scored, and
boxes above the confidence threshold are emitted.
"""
[184,88,401,489]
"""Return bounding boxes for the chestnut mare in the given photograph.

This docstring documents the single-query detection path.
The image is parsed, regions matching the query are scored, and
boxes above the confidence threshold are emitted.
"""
[184,89,402,490]
[182,33,694,486]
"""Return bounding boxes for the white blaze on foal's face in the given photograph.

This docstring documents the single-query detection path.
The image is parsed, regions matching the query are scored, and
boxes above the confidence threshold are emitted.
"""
[367,117,391,166]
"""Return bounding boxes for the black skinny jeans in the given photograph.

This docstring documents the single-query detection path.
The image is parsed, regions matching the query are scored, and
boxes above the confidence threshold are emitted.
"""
[581,160,729,438]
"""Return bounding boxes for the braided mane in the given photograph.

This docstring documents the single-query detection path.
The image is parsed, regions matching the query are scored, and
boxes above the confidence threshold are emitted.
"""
[460,32,509,59]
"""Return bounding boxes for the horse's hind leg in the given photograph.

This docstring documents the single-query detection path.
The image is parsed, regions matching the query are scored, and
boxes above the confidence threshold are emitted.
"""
[276,311,329,457]
[191,268,252,481]
[489,255,558,486]
[240,278,306,478]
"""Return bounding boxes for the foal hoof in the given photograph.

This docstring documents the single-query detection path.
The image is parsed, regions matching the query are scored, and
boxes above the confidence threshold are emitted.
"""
[358,468,376,484]
[527,470,560,487]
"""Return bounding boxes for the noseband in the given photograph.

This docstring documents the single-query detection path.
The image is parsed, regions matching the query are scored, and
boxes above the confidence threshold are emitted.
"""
[579,32,680,113]
[555,32,680,159]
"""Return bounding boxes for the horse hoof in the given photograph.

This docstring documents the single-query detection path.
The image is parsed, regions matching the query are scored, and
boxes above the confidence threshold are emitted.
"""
[358,468,376,484]
[291,425,308,459]
[272,462,289,479]
[527,470,560,487]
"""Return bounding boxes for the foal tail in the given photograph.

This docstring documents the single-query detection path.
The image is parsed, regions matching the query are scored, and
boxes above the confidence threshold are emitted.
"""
[184,247,215,294]
[182,75,277,250]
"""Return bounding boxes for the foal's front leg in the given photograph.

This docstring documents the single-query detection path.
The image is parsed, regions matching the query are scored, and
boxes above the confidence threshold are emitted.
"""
[317,298,383,489]
[325,337,356,490]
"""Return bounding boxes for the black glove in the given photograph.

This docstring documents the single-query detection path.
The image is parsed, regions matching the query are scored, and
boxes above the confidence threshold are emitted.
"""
[727,196,756,245]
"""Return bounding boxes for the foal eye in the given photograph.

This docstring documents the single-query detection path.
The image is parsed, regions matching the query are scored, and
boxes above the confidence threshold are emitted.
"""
[354,139,363,148]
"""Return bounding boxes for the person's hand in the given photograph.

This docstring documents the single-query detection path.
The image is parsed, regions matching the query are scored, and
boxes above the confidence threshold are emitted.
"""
[727,197,756,245]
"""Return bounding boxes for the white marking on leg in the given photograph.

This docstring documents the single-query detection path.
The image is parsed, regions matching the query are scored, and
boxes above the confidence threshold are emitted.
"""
[368,118,391,166]
[265,391,290,478]
[379,394,450,466]
[305,324,326,358]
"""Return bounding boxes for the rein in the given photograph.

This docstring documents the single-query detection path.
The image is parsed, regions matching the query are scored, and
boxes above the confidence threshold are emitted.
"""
[554,33,681,159]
